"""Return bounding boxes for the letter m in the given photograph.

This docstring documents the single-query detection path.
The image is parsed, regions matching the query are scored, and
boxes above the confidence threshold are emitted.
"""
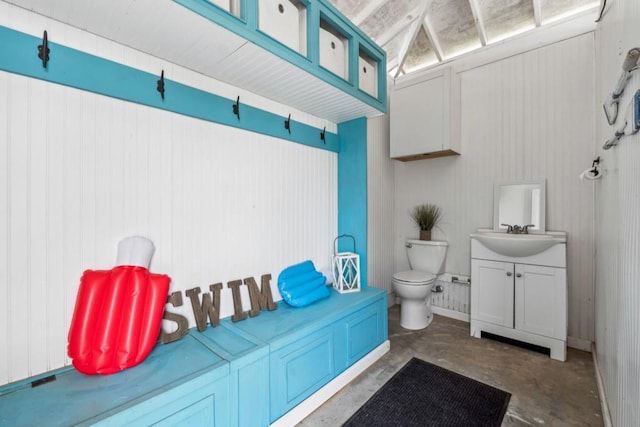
[245,274,278,317]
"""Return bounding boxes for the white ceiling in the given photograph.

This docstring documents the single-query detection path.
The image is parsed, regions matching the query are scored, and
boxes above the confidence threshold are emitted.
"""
[328,0,600,77]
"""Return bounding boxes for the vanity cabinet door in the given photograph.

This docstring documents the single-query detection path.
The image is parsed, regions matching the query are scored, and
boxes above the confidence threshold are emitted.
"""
[514,264,567,340]
[471,259,514,328]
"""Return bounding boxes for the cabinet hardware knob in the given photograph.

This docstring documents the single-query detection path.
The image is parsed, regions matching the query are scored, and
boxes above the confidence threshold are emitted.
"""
[516,273,522,278]
[506,272,512,277]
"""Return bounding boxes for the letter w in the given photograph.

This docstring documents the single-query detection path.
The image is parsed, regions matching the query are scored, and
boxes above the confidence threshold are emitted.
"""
[185,283,223,331]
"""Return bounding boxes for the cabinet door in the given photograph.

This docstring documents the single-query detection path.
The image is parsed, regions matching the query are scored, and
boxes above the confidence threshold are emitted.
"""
[471,259,514,327]
[514,264,567,340]
[269,327,335,421]
[390,68,450,157]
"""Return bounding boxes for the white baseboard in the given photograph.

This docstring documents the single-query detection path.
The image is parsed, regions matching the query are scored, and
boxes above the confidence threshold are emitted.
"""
[567,336,592,352]
[432,306,470,323]
[270,340,391,427]
[591,343,613,427]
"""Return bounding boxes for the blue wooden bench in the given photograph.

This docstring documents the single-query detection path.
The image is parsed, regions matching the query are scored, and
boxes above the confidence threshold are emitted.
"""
[0,287,388,426]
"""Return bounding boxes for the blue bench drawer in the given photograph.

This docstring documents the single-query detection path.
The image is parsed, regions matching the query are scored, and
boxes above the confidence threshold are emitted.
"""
[269,327,334,421]
[345,301,385,365]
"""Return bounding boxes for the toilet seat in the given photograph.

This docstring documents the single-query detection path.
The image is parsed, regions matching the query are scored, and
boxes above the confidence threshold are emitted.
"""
[393,270,436,285]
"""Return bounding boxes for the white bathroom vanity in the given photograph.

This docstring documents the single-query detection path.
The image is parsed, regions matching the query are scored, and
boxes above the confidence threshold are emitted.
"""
[470,230,568,361]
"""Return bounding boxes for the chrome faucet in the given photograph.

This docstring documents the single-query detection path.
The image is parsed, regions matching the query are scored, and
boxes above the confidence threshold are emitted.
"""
[502,223,535,234]
[522,224,535,234]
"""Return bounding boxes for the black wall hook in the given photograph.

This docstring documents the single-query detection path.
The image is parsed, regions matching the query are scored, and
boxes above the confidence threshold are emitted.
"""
[233,96,240,120]
[284,114,291,134]
[320,127,326,143]
[157,70,165,100]
[591,156,601,176]
[37,30,50,68]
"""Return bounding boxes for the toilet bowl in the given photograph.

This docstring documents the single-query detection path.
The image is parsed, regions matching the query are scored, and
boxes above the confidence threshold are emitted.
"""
[393,239,448,330]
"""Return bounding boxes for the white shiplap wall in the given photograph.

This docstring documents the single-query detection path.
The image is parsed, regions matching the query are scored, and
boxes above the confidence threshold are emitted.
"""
[366,113,395,304]
[0,5,338,386]
[594,0,640,424]
[393,33,596,347]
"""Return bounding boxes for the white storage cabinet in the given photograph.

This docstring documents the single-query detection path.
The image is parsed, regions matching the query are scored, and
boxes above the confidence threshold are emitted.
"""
[390,67,460,161]
[470,237,567,361]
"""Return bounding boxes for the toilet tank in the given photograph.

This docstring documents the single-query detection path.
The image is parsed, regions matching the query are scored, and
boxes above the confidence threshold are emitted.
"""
[406,239,448,274]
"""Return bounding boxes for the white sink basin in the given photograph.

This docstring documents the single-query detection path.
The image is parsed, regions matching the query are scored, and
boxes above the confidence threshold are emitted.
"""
[470,232,566,257]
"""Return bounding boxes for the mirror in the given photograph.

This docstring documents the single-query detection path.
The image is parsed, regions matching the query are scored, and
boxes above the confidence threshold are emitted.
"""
[493,179,546,233]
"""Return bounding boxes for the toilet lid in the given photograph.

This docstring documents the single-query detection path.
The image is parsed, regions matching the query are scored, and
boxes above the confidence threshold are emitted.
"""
[393,270,436,284]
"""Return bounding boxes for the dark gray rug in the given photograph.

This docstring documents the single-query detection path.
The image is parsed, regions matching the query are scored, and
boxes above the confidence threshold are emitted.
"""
[343,357,511,427]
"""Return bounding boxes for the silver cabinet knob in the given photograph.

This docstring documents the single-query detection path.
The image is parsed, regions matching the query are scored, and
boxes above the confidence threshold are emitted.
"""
[516,273,522,278]
[506,271,512,277]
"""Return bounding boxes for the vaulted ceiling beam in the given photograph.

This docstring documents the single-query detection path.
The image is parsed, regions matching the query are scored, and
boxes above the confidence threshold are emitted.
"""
[422,15,443,62]
[468,0,488,46]
[351,0,387,26]
[387,56,399,74]
[394,3,430,78]
[532,0,542,26]
[374,5,424,47]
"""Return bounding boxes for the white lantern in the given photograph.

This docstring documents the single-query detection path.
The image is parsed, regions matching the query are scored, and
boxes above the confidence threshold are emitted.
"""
[332,235,361,293]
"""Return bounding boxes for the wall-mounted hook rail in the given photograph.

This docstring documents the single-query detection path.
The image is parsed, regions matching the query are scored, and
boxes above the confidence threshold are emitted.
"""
[37,30,50,68]
[233,96,240,120]
[284,114,291,134]
[157,70,165,100]
[320,127,326,143]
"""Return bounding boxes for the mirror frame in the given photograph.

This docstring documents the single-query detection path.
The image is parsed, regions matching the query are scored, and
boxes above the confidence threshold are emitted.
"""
[493,179,546,234]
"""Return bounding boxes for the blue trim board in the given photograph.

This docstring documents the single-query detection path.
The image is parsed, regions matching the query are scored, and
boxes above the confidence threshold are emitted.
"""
[337,118,368,288]
[0,25,339,152]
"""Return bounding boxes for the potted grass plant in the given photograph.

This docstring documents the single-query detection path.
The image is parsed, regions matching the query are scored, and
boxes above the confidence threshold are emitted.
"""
[410,204,442,241]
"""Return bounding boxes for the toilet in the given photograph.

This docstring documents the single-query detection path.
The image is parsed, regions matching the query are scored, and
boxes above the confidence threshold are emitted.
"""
[393,239,448,330]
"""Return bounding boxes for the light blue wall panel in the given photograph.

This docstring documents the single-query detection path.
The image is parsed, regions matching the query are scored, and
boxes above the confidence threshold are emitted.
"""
[338,118,368,287]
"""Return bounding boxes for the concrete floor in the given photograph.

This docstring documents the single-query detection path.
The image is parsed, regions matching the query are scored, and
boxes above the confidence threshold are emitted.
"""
[299,305,603,426]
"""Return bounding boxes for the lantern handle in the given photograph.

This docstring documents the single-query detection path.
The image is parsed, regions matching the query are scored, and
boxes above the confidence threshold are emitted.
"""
[333,234,356,256]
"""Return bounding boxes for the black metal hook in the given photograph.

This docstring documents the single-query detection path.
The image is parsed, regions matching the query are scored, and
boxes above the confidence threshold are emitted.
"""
[590,156,601,176]
[157,70,165,100]
[320,127,326,143]
[233,96,240,120]
[37,30,50,68]
[284,114,291,134]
